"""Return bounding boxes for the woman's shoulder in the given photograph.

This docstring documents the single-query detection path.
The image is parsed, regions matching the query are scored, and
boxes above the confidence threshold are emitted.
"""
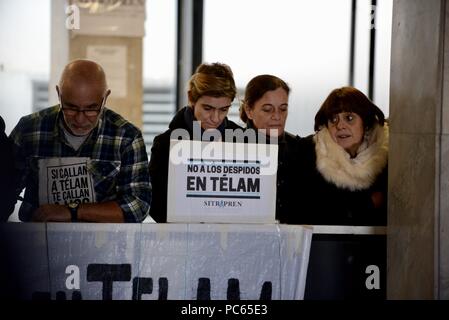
[297,134,316,155]
[282,131,315,146]
[150,129,173,154]
[299,133,315,144]
[225,118,243,130]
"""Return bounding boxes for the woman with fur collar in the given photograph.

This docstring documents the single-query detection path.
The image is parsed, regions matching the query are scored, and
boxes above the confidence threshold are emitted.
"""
[297,86,388,226]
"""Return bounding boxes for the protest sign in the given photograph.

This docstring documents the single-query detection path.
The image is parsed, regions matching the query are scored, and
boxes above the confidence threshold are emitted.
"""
[38,157,96,206]
[167,140,278,223]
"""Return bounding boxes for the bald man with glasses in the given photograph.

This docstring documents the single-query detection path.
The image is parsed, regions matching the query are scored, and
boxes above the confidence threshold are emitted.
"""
[8,59,151,223]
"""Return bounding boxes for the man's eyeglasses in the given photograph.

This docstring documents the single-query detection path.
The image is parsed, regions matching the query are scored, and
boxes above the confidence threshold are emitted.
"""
[60,97,105,117]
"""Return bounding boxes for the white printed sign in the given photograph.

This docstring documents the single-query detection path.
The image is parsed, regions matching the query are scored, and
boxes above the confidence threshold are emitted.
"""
[167,140,278,223]
[38,157,96,206]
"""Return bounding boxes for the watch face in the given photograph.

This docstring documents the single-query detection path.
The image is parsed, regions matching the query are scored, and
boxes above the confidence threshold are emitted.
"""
[68,202,79,209]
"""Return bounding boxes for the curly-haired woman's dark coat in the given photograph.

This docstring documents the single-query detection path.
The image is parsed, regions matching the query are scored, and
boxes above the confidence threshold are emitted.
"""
[292,124,388,226]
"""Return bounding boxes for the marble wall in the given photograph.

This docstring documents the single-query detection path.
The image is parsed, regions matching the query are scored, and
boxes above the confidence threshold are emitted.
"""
[388,0,449,299]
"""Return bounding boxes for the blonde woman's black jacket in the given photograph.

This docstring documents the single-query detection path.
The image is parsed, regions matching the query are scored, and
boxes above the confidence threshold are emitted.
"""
[292,124,388,226]
[148,107,242,223]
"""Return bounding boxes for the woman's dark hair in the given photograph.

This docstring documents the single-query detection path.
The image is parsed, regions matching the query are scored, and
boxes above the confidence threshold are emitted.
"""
[314,86,385,131]
[240,74,290,123]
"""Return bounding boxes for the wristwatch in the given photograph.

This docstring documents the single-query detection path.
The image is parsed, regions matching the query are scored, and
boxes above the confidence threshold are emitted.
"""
[67,202,79,222]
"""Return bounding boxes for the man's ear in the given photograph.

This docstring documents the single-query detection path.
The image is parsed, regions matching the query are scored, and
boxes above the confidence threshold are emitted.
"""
[56,85,60,97]
[103,89,112,106]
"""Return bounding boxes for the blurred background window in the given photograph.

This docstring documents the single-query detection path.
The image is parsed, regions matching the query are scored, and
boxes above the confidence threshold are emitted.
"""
[204,0,392,136]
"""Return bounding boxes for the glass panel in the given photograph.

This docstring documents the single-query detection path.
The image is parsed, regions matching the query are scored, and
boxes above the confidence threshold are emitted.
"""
[373,0,392,116]
[354,0,371,94]
[143,0,177,154]
[0,0,50,134]
[204,0,351,136]
[353,0,392,117]
[204,0,392,136]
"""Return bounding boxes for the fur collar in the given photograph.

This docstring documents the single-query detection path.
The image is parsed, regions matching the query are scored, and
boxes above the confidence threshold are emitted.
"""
[313,123,389,191]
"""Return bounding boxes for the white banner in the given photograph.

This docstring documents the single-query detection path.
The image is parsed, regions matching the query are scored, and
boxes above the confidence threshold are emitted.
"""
[0,223,313,300]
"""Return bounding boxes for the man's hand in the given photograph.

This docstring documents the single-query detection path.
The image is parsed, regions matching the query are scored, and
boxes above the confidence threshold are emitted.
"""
[32,202,124,222]
[32,204,71,222]
[371,191,385,209]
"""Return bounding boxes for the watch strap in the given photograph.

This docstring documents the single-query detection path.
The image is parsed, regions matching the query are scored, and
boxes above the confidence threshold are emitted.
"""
[68,203,79,222]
